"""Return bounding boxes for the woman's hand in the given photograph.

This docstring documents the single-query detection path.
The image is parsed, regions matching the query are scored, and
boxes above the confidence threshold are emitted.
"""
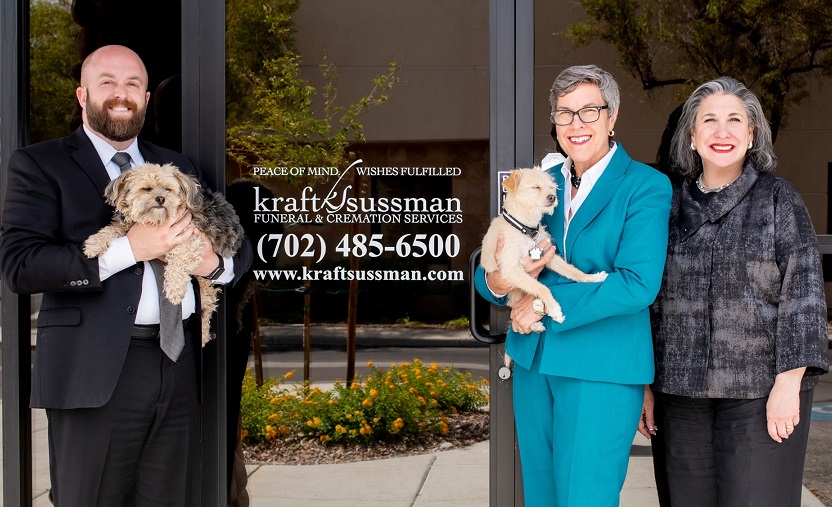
[638,385,658,439]
[509,293,544,334]
[521,237,556,278]
[766,367,806,443]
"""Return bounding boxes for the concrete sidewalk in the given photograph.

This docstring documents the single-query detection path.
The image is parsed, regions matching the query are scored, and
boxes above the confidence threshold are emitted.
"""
[243,432,827,506]
[5,322,830,505]
[5,407,828,506]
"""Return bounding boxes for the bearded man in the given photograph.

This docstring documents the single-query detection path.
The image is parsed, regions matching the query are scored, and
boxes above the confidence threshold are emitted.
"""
[0,45,252,506]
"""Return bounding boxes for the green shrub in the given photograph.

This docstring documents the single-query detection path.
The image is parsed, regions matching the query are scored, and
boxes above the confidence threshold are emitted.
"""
[240,359,489,445]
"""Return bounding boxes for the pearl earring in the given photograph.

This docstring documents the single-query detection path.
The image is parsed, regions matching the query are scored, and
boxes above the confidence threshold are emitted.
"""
[690,142,696,151]
[748,141,753,149]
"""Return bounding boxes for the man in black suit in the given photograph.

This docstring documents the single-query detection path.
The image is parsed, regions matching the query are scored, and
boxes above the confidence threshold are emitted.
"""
[0,45,252,506]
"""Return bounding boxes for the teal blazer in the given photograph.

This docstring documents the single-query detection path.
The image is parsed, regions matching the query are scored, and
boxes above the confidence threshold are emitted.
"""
[475,144,671,385]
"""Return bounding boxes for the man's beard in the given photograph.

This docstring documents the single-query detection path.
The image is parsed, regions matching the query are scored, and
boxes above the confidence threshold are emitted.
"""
[86,94,146,142]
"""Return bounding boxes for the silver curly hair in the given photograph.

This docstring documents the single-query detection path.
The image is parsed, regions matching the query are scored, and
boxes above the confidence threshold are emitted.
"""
[549,65,621,119]
[671,76,776,176]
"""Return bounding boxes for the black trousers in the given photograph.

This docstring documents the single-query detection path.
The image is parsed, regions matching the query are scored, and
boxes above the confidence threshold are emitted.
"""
[47,332,199,507]
[654,389,813,507]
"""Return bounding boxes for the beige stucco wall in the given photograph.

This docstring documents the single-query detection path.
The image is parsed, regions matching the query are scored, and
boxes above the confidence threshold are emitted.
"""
[293,0,489,142]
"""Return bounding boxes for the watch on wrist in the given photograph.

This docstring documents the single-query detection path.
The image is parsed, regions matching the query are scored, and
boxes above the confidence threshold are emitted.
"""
[205,252,225,281]
[532,298,546,316]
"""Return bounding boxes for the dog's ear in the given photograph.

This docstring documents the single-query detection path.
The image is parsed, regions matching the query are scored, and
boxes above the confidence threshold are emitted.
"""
[169,166,202,208]
[103,172,131,209]
[502,171,520,193]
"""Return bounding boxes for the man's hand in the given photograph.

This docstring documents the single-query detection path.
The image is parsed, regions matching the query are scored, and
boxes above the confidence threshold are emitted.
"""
[189,229,222,277]
[127,208,194,262]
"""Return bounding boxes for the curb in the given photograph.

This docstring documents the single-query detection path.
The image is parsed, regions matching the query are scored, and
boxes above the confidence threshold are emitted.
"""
[258,325,487,350]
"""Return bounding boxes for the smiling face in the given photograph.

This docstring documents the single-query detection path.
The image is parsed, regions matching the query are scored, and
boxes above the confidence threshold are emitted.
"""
[554,82,617,174]
[691,93,753,175]
[76,45,150,149]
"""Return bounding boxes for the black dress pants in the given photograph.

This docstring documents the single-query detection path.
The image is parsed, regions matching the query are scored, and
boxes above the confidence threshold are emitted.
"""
[47,333,199,507]
[654,389,813,507]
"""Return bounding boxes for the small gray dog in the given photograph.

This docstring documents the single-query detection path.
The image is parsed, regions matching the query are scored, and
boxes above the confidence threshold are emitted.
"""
[83,162,244,344]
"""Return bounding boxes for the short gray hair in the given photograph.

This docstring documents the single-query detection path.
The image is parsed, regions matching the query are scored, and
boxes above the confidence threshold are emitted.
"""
[671,76,776,176]
[549,65,621,118]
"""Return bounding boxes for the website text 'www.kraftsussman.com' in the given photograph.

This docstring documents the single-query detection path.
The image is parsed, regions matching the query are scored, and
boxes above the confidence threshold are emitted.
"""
[253,266,465,282]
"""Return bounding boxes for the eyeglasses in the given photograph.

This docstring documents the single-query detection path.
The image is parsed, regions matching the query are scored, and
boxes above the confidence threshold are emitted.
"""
[551,105,609,126]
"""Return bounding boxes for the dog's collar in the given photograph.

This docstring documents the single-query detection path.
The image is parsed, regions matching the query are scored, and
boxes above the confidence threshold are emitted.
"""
[501,210,540,240]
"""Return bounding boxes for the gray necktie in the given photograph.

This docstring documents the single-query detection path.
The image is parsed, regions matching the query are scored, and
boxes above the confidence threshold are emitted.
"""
[149,259,185,361]
[111,152,132,173]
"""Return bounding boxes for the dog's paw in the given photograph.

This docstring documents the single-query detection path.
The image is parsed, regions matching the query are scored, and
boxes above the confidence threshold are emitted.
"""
[583,271,607,283]
[544,298,565,323]
[82,238,104,258]
[82,245,97,259]
[530,322,546,333]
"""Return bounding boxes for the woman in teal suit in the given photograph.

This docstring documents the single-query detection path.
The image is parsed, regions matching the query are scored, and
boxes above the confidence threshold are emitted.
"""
[476,65,672,506]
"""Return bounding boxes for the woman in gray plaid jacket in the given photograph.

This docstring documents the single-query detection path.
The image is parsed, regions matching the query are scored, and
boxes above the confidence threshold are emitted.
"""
[646,77,828,507]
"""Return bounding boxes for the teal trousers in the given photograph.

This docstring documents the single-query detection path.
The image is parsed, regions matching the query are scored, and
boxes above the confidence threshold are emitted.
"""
[513,357,644,507]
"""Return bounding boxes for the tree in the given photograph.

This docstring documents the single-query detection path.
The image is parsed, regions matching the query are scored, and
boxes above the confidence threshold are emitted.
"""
[29,0,78,143]
[225,0,398,178]
[565,0,832,141]
[225,0,399,383]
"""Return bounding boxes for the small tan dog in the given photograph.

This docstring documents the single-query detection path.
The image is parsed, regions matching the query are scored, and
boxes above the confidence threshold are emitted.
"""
[83,163,244,345]
[481,167,607,332]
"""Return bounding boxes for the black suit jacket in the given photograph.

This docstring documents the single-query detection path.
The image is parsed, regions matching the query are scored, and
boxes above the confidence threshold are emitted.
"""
[0,127,253,409]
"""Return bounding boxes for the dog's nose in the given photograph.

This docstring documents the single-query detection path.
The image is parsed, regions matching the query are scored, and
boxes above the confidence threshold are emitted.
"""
[547,194,556,204]
[156,196,165,205]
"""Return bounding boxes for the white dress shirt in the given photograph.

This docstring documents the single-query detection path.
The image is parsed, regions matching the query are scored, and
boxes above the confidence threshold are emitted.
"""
[558,142,618,257]
[84,125,234,323]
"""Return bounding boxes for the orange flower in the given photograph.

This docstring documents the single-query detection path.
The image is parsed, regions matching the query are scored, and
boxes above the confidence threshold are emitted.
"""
[284,371,295,379]
[362,398,373,407]
[265,425,277,440]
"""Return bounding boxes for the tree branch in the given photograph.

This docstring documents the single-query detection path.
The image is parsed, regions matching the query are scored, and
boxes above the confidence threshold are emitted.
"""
[642,77,690,90]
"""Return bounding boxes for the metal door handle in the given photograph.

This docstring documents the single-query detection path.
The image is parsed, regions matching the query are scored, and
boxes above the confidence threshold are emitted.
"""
[469,247,507,344]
